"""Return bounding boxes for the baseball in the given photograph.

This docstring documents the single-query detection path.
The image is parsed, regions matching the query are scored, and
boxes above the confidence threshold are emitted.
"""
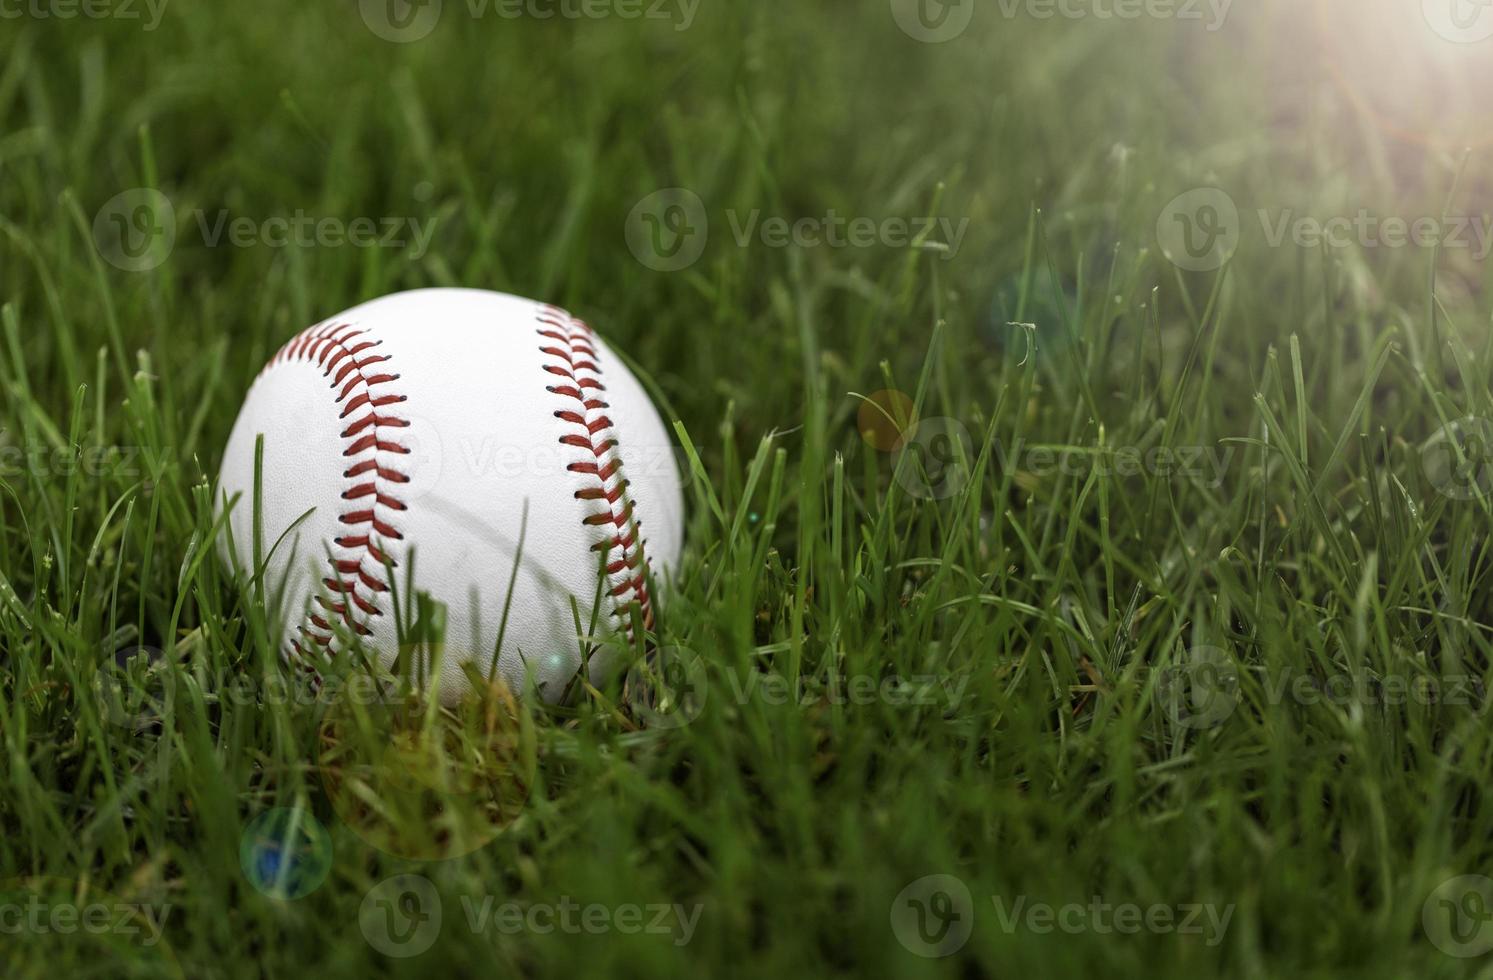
[216,288,685,702]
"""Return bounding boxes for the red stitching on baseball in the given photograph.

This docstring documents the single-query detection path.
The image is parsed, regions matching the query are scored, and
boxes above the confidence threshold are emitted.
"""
[536,306,656,633]
[261,320,412,660]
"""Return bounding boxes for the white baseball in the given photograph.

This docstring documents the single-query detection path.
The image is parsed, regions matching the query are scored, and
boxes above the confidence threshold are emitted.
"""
[216,288,685,702]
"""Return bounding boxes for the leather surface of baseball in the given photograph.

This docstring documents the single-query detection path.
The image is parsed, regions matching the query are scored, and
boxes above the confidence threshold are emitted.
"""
[217,288,685,702]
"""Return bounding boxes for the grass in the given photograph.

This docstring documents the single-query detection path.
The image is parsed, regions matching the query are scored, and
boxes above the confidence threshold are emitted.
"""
[3,1,1493,976]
